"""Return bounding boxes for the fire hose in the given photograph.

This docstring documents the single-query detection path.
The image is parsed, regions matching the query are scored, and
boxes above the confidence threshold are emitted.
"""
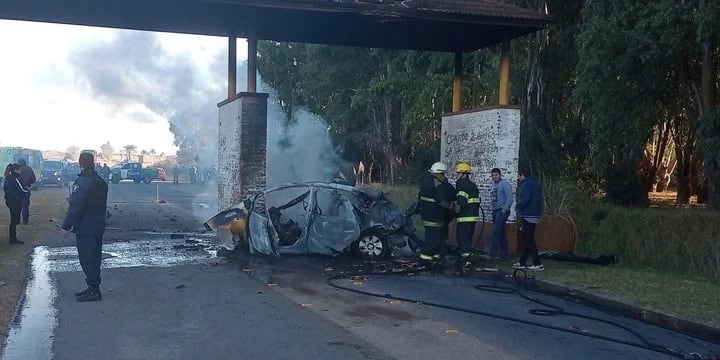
[326,263,718,360]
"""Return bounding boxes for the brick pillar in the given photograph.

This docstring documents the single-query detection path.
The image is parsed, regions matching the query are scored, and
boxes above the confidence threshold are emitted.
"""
[217,92,268,210]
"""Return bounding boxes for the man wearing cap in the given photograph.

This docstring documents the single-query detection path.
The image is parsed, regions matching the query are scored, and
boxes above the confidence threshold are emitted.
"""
[454,162,480,268]
[417,162,458,262]
[60,152,109,302]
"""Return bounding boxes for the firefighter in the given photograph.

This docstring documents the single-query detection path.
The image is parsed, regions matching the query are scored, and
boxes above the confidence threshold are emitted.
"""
[418,162,458,262]
[454,162,480,267]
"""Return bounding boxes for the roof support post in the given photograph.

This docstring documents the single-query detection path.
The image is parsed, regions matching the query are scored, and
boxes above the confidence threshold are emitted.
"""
[227,35,237,100]
[452,52,463,112]
[247,36,257,93]
[499,38,510,105]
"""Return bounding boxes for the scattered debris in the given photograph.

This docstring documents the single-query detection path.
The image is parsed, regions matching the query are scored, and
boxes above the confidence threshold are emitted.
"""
[158,200,167,204]
[267,283,278,287]
[300,303,313,308]
[445,329,459,334]
[475,267,499,273]
[256,290,264,294]
[175,284,185,289]
[170,234,185,239]
[324,267,334,272]
[570,325,588,333]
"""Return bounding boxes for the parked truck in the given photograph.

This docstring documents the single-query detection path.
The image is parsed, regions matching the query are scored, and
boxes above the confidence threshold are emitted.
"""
[110,162,166,184]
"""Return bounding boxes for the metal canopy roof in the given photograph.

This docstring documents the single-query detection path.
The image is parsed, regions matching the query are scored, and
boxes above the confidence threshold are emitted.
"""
[0,0,552,52]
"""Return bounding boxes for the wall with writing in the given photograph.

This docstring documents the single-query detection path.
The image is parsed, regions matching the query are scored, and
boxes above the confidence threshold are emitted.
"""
[441,107,521,222]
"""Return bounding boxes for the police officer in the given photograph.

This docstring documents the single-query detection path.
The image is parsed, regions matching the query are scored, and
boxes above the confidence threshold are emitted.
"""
[454,162,481,268]
[60,152,109,302]
[418,162,458,262]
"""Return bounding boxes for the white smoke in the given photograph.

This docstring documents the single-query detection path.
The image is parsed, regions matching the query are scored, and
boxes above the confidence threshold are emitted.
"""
[69,30,342,199]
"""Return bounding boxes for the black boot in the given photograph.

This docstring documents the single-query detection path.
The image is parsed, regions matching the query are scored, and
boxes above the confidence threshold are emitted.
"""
[75,286,94,297]
[9,239,24,245]
[76,287,102,302]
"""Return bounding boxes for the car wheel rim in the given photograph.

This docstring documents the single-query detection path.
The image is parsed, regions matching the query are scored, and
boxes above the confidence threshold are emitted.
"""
[359,235,383,257]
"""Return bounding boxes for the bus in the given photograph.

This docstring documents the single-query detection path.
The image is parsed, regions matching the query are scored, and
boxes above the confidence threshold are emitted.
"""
[0,147,45,186]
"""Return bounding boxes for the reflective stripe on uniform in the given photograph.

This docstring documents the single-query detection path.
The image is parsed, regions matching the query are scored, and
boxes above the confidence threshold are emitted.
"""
[467,198,480,203]
[422,220,444,227]
[457,216,479,223]
[420,196,436,203]
[457,191,469,199]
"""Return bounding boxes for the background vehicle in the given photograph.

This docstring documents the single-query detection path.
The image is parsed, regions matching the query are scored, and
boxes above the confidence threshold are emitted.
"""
[0,147,44,186]
[42,160,67,187]
[110,163,167,184]
[110,162,143,183]
[63,162,80,183]
[142,167,167,183]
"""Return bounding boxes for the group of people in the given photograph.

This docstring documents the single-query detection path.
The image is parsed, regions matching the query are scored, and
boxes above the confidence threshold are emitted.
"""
[417,161,544,271]
[3,153,109,302]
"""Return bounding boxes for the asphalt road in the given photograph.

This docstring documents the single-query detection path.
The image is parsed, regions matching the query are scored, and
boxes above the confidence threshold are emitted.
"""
[2,181,719,360]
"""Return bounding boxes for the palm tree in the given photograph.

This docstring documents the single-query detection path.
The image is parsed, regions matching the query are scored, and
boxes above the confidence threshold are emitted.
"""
[124,145,137,162]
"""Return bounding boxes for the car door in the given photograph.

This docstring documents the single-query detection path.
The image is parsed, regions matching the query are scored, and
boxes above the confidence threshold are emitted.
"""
[305,186,360,255]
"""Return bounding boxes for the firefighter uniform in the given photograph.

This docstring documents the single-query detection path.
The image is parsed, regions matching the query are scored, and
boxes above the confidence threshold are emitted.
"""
[455,171,480,263]
[418,163,457,261]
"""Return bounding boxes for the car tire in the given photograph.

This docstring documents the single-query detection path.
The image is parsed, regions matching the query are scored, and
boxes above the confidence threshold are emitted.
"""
[352,232,390,260]
[143,177,152,184]
[133,179,142,184]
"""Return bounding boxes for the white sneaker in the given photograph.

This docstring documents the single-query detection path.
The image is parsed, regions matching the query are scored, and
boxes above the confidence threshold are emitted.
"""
[527,264,544,271]
[512,262,526,269]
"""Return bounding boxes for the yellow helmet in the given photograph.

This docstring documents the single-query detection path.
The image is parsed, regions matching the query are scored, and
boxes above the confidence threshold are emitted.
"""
[455,162,472,173]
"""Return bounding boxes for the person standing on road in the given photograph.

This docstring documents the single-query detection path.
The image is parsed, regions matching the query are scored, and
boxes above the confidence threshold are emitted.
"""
[16,158,36,225]
[513,169,544,271]
[454,162,480,268]
[172,164,180,184]
[489,168,513,259]
[60,152,109,302]
[418,162,458,262]
[4,164,29,245]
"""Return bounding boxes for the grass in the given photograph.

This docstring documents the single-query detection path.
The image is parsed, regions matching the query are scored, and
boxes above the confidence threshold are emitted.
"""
[497,260,720,329]
[0,187,68,340]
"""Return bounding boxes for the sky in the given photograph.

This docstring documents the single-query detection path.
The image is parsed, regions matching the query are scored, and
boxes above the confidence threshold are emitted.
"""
[0,19,248,156]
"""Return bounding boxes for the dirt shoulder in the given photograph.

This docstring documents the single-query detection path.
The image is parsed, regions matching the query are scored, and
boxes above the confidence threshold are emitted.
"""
[0,187,68,345]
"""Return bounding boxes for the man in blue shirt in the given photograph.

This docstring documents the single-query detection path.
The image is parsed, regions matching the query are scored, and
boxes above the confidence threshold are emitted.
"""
[489,168,512,259]
[513,169,544,271]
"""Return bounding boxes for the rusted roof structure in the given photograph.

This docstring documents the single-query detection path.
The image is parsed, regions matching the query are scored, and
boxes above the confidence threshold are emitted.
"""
[0,0,551,52]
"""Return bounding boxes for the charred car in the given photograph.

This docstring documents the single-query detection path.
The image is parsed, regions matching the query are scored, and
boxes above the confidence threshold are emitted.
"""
[205,182,419,260]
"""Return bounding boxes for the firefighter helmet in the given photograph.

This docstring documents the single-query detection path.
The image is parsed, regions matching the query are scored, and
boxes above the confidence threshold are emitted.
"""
[428,162,448,174]
[455,162,472,173]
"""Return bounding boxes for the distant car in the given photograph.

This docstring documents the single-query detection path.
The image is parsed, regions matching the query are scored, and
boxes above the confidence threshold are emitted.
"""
[205,182,419,260]
[110,162,143,183]
[42,160,66,187]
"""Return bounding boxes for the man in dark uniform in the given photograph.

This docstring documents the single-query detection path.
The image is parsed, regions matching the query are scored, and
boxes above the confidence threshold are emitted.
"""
[454,162,481,268]
[60,152,109,302]
[16,158,36,225]
[418,162,458,262]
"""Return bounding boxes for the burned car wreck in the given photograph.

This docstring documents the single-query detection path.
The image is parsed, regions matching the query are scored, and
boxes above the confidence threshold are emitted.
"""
[205,182,418,260]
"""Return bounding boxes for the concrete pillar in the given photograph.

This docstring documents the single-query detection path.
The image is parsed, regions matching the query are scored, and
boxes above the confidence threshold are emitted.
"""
[228,35,237,100]
[499,39,511,105]
[217,92,268,210]
[247,37,257,93]
[452,52,463,112]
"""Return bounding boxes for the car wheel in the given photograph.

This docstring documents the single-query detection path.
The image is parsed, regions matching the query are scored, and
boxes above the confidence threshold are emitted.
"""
[133,179,142,184]
[352,232,390,260]
[143,177,152,184]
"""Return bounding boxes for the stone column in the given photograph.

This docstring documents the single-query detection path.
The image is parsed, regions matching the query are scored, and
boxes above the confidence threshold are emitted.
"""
[217,92,269,210]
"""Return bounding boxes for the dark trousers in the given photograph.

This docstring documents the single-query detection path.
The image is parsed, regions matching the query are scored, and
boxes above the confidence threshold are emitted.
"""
[20,194,30,223]
[422,226,448,256]
[490,209,509,258]
[76,233,104,287]
[519,220,541,266]
[5,199,21,241]
[456,222,475,254]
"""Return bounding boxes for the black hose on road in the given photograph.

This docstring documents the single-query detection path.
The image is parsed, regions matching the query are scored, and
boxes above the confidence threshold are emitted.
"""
[326,263,716,360]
